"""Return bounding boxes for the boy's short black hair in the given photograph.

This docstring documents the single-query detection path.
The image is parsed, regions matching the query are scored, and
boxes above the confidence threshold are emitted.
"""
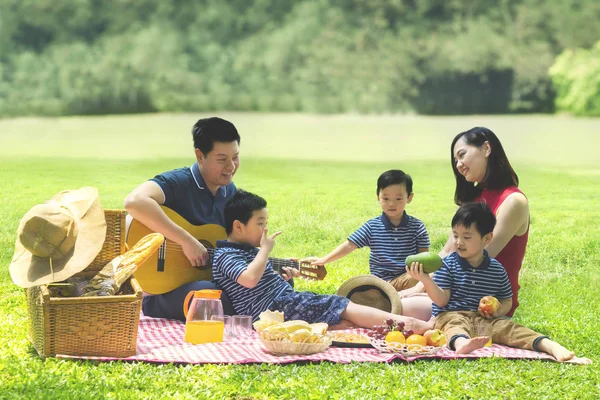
[192,117,241,155]
[224,189,267,235]
[377,170,413,195]
[451,202,496,236]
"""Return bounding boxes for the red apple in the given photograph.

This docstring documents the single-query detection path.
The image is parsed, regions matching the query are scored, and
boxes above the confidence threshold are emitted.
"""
[478,296,501,316]
[423,329,447,347]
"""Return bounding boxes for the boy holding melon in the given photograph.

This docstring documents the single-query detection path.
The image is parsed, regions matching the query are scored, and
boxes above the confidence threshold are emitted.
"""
[305,170,431,291]
[406,202,590,363]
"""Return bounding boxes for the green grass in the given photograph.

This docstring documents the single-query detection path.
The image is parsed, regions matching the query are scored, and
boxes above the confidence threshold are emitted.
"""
[1,114,599,399]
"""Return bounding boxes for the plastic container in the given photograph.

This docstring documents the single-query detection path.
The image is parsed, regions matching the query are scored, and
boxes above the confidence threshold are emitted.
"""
[183,289,224,344]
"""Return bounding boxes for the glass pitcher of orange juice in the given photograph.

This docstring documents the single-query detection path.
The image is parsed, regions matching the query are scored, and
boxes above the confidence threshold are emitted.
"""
[183,289,224,344]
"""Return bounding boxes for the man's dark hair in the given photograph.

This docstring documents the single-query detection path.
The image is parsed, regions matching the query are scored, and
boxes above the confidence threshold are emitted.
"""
[192,117,241,155]
[377,170,413,195]
[224,189,267,235]
[451,202,496,236]
[451,127,518,205]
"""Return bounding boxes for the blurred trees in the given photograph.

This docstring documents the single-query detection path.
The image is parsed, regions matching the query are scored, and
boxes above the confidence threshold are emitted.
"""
[550,41,600,116]
[0,0,599,116]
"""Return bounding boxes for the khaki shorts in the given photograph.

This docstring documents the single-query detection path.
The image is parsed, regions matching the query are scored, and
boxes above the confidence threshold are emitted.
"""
[388,273,419,291]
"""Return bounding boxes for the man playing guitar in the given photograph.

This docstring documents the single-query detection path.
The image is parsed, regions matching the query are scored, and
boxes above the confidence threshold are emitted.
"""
[124,117,298,321]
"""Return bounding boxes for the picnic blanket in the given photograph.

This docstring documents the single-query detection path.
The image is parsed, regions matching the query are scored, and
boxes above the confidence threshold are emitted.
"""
[56,315,566,364]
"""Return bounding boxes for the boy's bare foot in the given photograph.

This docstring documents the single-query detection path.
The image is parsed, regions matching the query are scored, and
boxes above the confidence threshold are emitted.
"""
[550,345,575,362]
[536,338,579,362]
[544,341,575,362]
[565,356,592,365]
[454,337,490,354]
[402,317,434,335]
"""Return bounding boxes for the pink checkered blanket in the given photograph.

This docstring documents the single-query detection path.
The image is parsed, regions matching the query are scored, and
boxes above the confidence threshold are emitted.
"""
[57,315,559,364]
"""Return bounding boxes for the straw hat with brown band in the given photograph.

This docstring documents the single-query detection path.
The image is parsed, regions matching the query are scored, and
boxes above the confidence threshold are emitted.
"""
[336,274,403,315]
[9,187,107,288]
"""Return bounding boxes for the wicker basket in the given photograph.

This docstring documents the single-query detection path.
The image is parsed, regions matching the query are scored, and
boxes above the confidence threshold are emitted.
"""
[259,330,332,355]
[25,209,143,358]
[259,337,332,356]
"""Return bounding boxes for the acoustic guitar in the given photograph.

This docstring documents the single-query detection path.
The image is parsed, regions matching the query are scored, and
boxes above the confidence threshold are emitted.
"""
[126,206,327,294]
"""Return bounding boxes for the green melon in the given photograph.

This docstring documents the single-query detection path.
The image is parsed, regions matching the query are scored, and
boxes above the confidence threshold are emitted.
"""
[405,252,443,274]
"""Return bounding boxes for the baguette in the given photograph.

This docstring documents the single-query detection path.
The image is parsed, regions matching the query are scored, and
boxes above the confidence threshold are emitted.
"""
[83,233,164,296]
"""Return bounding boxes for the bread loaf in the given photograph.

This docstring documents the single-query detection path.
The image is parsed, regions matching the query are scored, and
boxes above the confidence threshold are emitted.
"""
[83,233,164,296]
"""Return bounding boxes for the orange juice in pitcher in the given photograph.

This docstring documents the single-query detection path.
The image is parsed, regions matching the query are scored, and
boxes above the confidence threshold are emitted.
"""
[184,320,225,344]
[183,289,224,344]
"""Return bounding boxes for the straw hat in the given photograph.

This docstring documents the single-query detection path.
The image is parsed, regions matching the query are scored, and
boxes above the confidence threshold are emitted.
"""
[337,275,403,314]
[9,187,107,288]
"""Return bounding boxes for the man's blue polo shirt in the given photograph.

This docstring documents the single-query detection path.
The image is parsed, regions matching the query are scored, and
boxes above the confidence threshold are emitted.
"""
[151,163,236,226]
[348,212,430,281]
[431,251,513,317]
[212,241,294,321]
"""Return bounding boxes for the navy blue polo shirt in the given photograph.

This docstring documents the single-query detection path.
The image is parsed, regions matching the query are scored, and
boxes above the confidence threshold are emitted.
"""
[212,241,294,322]
[348,212,430,281]
[151,163,236,227]
[431,251,513,317]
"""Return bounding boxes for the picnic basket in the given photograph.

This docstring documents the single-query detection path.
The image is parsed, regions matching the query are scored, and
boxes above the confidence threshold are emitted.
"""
[259,331,332,355]
[259,337,332,355]
[25,209,143,358]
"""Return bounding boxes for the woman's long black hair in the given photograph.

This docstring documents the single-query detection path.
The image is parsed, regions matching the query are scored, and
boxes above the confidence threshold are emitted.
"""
[451,127,519,205]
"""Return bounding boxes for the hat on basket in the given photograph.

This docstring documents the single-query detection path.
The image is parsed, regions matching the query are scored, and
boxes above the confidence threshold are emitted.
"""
[337,275,402,314]
[9,187,107,288]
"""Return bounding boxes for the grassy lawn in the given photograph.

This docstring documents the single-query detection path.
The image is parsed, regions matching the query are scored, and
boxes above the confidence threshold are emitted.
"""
[1,113,599,399]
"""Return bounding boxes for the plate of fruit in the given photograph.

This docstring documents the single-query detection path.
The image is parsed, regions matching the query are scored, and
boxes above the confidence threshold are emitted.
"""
[367,319,447,356]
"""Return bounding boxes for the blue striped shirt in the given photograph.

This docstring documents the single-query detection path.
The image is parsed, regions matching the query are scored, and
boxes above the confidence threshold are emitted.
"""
[431,251,513,317]
[348,212,430,281]
[212,241,294,322]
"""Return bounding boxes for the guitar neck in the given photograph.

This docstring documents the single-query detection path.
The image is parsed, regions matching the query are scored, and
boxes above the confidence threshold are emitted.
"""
[205,248,297,271]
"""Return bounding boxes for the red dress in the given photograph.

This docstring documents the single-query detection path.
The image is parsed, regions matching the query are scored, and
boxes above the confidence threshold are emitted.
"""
[476,186,529,317]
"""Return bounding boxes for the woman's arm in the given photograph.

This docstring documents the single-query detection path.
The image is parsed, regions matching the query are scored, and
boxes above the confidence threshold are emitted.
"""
[439,235,456,258]
[486,193,529,258]
[439,193,528,259]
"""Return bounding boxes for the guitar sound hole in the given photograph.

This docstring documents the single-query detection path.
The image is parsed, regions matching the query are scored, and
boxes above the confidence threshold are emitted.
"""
[199,240,214,249]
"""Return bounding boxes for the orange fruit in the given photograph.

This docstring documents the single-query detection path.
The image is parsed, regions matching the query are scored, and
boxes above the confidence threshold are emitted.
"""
[385,331,406,344]
[405,334,427,347]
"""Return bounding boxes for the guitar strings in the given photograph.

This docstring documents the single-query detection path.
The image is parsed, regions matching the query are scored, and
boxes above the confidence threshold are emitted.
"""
[157,242,324,278]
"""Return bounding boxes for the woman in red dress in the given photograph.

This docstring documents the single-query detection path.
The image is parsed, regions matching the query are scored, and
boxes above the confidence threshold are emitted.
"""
[400,127,529,317]
[442,127,529,317]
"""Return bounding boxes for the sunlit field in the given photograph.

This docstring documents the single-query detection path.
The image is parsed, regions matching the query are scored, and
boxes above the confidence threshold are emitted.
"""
[1,113,599,399]
[2,113,599,167]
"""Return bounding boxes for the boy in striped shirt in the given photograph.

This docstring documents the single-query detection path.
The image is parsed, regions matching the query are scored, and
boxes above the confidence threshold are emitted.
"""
[406,202,589,363]
[212,189,434,333]
[306,170,430,291]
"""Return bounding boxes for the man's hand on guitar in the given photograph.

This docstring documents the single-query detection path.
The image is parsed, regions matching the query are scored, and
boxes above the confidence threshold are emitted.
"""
[181,237,208,267]
[279,266,300,281]
[260,228,282,253]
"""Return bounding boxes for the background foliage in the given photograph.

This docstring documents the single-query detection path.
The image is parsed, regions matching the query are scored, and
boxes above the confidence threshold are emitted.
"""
[1,0,600,116]
[550,41,600,116]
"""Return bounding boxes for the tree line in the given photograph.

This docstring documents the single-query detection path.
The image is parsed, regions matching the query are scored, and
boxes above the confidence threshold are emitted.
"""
[1,0,599,117]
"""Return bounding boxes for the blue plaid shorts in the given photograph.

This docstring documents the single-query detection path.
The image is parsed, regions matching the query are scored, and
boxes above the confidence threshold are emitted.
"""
[269,291,350,325]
